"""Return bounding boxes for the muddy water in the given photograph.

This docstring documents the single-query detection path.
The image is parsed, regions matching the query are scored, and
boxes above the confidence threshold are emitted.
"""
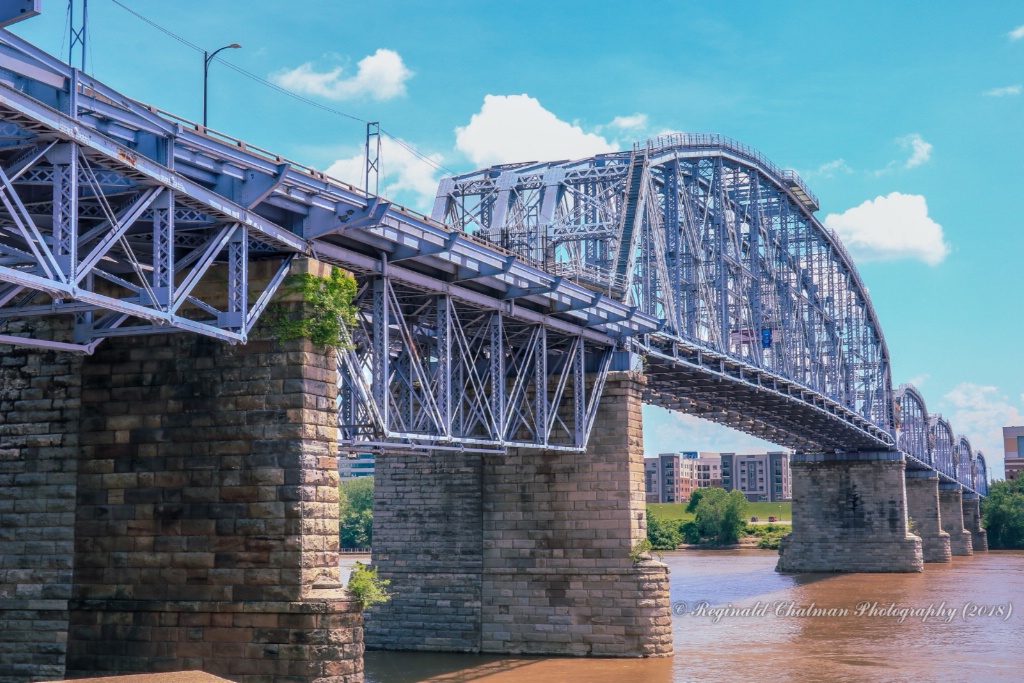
[351,550,1024,682]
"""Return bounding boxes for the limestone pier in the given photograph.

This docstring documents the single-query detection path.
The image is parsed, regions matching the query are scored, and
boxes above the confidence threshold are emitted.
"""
[961,493,988,552]
[904,471,952,563]
[366,371,673,657]
[939,484,973,557]
[776,452,923,573]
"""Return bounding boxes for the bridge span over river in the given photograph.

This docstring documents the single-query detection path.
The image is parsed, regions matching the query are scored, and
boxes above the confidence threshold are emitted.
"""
[0,13,989,683]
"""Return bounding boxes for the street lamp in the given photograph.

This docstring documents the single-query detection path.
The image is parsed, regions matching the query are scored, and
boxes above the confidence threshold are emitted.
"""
[203,43,242,128]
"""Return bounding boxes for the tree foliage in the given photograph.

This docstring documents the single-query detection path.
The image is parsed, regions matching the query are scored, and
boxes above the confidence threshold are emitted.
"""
[339,476,374,548]
[982,478,1024,549]
[646,513,683,550]
[685,488,706,514]
[694,487,749,545]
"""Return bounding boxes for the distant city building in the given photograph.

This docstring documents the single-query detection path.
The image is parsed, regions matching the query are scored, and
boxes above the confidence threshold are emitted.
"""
[1004,426,1024,481]
[646,451,789,503]
[646,452,722,502]
[720,452,791,502]
[339,452,375,479]
[693,453,723,489]
[644,453,695,503]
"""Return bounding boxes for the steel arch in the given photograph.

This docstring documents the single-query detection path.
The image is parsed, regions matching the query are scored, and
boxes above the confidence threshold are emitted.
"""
[435,134,893,452]
[896,384,931,466]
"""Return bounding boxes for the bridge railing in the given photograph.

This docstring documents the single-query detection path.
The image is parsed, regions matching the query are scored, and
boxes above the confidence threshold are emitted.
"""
[641,132,819,212]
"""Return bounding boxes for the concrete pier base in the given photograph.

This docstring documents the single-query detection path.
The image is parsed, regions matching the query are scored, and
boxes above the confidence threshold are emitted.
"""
[961,493,988,552]
[776,452,923,573]
[904,471,951,563]
[939,485,973,556]
[367,372,672,657]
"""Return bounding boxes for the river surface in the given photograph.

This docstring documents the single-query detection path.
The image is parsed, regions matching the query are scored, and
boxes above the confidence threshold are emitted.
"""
[350,550,1024,682]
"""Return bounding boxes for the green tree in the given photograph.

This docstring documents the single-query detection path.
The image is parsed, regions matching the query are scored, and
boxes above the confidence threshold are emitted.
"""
[693,487,749,545]
[982,478,1024,549]
[339,476,375,548]
[685,488,706,513]
[646,512,683,550]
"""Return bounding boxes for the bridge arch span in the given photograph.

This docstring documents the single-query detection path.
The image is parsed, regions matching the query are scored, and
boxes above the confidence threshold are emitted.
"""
[435,134,894,453]
[896,383,931,464]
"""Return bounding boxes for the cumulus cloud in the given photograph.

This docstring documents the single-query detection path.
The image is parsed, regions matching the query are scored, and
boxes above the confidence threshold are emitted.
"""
[985,85,1022,97]
[942,383,1024,479]
[905,373,931,389]
[899,133,932,169]
[271,49,413,101]
[324,136,443,209]
[812,158,854,178]
[609,114,649,130]
[823,192,950,266]
[455,94,616,167]
[1010,25,1024,40]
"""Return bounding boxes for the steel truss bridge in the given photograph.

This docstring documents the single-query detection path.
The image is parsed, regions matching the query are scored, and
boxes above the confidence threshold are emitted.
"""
[0,26,985,494]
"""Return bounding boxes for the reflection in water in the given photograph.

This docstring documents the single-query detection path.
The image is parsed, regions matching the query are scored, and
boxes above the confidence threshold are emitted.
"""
[356,550,1024,683]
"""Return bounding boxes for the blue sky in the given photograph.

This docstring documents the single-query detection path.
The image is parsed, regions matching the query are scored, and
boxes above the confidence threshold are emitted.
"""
[11,2,1023,476]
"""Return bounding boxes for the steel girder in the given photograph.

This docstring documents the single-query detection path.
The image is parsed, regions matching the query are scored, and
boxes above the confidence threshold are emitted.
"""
[0,28,658,453]
[337,275,612,451]
[434,134,894,454]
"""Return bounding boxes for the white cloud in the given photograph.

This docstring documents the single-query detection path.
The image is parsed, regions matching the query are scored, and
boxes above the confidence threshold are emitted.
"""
[455,94,616,167]
[984,85,1022,97]
[1010,25,1024,40]
[823,192,950,266]
[942,383,1024,479]
[906,373,931,388]
[609,114,649,130]
[324,136,443,209]
[271,49,413,101]
[813,158,854,178]
[899,133,932,169]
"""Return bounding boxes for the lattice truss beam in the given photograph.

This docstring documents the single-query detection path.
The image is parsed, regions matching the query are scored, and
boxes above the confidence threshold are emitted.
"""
[336,277,612,451]
[434,135,896,453]
[895,383,986,495]
[0,84,296,349]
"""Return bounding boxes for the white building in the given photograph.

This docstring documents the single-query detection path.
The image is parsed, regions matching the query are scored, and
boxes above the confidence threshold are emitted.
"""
[339,452,375,479]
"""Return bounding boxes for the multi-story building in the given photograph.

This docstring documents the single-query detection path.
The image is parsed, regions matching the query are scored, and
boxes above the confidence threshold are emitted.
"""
[689,452,723,489]
[339,452,376,479]
[644,458,661,503]
[644,453,697,503]
[719,452,791,502]
[1004,426,1024,481]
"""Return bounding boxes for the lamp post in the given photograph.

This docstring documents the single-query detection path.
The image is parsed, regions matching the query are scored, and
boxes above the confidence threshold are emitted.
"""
[203,43,242,128]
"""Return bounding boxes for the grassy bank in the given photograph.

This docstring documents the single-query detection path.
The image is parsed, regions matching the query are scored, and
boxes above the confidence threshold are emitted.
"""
[649,501,791,523]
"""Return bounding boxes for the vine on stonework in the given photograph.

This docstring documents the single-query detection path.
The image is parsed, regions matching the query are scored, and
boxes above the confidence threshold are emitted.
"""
[270,270,358,350]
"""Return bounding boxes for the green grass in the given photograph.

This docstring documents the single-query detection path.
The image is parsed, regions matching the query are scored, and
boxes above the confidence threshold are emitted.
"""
[648,501,791,523]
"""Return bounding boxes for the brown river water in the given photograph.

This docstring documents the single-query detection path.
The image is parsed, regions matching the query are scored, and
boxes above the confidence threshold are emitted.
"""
[347,549,1024,683]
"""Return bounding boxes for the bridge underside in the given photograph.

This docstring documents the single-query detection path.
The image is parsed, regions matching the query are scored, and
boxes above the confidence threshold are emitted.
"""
[643,356,887,453]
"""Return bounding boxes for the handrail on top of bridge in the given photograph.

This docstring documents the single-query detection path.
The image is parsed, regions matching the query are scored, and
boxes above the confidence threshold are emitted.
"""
[640,133,819,213]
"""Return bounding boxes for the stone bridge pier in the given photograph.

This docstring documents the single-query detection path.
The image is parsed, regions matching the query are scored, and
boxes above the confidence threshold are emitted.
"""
[961,493,988,552]
[365,371,673,657]
[776,452,923,573]
[904,471,951,563]
[1,260,364,683]
[939,484,973,556]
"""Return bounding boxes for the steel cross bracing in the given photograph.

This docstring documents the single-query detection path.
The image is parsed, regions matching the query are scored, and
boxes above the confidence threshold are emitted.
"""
[0,28,657,453]
[895,385,986,495]
[435,136,984,495]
